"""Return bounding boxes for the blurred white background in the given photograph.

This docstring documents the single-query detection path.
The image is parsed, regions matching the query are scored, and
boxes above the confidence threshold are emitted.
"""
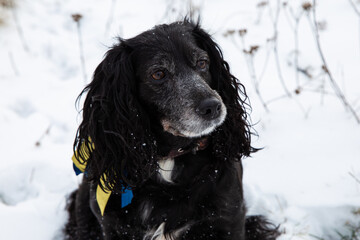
[0,0,360,239]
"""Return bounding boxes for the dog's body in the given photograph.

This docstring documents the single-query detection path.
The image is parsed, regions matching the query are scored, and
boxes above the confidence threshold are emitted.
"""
[65,20,279,240]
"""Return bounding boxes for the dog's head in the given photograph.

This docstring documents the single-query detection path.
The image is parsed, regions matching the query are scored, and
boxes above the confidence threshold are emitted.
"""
[75,20,255,190]
[131,22,227,138]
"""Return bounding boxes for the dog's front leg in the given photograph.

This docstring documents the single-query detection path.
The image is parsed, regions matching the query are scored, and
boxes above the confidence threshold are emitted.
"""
[89,185,145,240]
[88,184,121,240]
[177,219,245,240]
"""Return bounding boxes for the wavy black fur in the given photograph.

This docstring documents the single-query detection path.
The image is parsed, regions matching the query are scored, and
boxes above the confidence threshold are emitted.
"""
[65,19,280,240]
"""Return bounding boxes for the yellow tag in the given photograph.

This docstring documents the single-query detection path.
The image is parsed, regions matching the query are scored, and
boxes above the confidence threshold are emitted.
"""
[72,138,112,216]
[96,177,112,216]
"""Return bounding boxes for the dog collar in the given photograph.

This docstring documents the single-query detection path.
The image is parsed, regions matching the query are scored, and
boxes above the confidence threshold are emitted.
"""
[164,137,209,159]
[72,140,133,216]
[71,137,209,216]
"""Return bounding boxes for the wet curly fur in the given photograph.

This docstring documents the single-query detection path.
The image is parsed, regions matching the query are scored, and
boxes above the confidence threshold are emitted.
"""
[64,19,280,240]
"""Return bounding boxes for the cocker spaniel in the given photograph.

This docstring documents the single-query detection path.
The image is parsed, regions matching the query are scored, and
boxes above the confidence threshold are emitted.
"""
[64,19,280,240]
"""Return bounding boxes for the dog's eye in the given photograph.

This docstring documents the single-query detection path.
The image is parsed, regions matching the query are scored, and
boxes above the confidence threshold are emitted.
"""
[151,71,165,80]
[197,60,207,69]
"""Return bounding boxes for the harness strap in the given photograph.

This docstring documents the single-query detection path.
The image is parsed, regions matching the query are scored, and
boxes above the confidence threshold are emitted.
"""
[72,137,209,216]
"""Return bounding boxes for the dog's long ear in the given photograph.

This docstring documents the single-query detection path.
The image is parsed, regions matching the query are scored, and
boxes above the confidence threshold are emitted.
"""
[74,41,157,191]
[191,22,257,161]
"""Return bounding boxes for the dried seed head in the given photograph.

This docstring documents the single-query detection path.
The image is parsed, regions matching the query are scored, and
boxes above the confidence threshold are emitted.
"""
[0,0,15,8]
[243,45,259,55]
[227,29,235,35]
[317,20,327,31]
[250,45,259,54]
[72,13,83,22]
[223,29,235,37]
[302,2,312,11]
[257,1,268,8]
[295,88,302,95]
[352,208,360,215]
[321,65,329,73]
[239,29,247,37]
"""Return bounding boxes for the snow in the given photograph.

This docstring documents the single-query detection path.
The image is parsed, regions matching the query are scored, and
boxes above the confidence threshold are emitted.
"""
[1,0,359,239]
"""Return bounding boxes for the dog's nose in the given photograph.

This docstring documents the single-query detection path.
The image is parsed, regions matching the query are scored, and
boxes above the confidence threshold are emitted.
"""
[196,98,222,120]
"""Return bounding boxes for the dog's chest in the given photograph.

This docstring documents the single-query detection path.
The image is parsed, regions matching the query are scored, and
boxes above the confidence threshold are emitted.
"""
[157,158,176,183]
[156,150,213,184]
[137,153,218,220]
[134,153,238,240]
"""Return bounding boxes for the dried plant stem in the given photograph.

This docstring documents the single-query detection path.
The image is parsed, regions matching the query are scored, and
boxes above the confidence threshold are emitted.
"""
[8,51,19,76]
[266,1,310,117]
[302,88,337,98]
[268,0,291,97]
[349,172,360,185]
[188,0,193,19]
[310,0,360,123]
[11,7,29,52]
[285,5,307,89]
[294,25,300,88]
[105,0,117,36]
[348,0,360,16]
[235,36,269,112]
[247,55,269,112]
[35,125,51,147]
[273,42,291,95]
[75,20,87,84]
[29,168,35,183]
[158,0,175,23]
[353,95,360,108]
[257,45,271,83]
[265,94,288,105]
[320,75,326,105]
[348,0,360,58]
[292,11,304,89]
[187,0,202,20]
[358,18,360,57]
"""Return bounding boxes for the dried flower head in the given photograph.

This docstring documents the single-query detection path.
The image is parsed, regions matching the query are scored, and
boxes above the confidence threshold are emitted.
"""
[302,2,312,11]
[353,208,360,215]
[227,29,235,35]
[295,88,302,95]
[257,1,268,8]
[239,29,247,37]
[321,65,329,73]
[243,45,259,55]
[223,29,235,37]
[299,67,313,79]
[0,0,15,26]
[0,0,15,8]
[72,13,83,22]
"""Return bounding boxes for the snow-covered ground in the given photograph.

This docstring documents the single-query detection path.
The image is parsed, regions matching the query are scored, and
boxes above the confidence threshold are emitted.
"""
[0,0,359,239]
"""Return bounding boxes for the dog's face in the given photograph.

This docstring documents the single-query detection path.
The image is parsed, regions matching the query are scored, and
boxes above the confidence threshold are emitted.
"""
[75,20,253,189]
[131,23,227,138]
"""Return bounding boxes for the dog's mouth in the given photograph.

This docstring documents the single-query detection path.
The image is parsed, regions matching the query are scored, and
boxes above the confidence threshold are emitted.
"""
[161,120,188,137]
[160,106,227,138]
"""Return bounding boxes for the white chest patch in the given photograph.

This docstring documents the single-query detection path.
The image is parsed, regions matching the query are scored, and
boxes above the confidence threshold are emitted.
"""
[144,222,192,240]
[158,158,175,183]
[152,222,166,240]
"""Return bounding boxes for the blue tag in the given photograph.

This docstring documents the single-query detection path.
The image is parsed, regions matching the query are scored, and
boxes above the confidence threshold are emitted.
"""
[121,188,133,208]
[73,163,83,175]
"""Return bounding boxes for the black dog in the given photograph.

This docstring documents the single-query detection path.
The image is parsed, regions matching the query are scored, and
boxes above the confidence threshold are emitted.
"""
[65,19,280,240]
